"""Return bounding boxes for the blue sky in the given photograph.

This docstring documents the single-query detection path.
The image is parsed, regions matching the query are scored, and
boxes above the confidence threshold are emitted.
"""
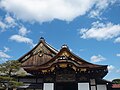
[0,0,120,81]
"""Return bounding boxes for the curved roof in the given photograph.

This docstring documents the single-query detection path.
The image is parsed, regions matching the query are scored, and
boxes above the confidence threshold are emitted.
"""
[18,38,107,74]
[18,37,58,66]
[42,45,107,69]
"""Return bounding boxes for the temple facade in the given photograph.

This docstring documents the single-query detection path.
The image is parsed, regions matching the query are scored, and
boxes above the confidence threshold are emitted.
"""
[17,37,111,90]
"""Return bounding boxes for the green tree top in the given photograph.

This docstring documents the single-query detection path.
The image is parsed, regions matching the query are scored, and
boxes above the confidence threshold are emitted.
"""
[0,60,23,89]
[0,60,21,76]
[112,79,120,84]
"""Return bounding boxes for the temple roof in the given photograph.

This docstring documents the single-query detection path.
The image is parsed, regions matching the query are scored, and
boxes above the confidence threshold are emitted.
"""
[18,37,58,65]
[18,38,108,77]
[37,45,107,69]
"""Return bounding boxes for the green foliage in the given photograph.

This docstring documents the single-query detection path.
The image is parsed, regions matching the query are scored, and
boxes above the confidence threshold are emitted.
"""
[0,60,23,89]
[9,81,23,88]
[0,60,21,76]
[16,68,28,77]
[112,79,120,84]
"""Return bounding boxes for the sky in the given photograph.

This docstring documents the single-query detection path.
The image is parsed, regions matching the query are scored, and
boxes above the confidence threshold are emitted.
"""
[0,0,120,81]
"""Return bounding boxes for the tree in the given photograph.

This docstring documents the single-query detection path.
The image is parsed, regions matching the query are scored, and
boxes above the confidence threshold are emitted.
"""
[112,79,120,84]
[0,60,23,90]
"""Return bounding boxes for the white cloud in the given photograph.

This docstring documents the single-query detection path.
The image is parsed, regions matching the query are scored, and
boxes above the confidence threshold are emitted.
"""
[0,15,17,32]
[0,21,6,29]
[114,37,120,43]
[5,15,15,24]
[80,21,120,40]
[5,15,16,27]
[9,34,34,46]
[19,26,30,36]
[0,0,118,22]
[116,53,120,57]
[0,51,11,58]
[91,54,106,63]
[0,47,11,63]
[0,20,6,31]
[9,26,34,47]
[3,46,10,52]
[108,65,115,72]
[89,0,117,18]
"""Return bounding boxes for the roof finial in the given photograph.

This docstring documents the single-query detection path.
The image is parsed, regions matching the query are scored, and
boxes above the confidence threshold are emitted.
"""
[61,44,68,49]
[40,37,45,42]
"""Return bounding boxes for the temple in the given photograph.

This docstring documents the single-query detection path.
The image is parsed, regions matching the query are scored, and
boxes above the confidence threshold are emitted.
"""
[17,37,111,90]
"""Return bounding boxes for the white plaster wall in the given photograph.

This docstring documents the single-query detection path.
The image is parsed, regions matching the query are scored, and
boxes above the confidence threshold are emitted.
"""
[97,85,107,90]
[43,83,54,90]
[78,83,89,90]
[90,79,95,85]
[91,86,96,90]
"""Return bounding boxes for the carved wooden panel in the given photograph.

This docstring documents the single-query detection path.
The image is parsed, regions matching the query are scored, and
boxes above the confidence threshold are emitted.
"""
[44,77,54,82]
[56,74,75,82]
[78,76,88,81]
